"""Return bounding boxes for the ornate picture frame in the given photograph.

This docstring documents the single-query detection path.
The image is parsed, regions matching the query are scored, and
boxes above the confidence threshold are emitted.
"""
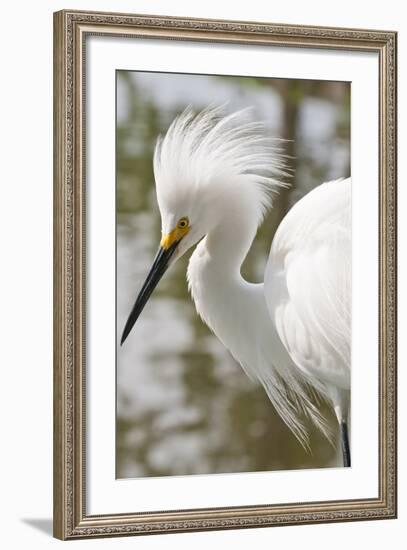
[53,9,397,540]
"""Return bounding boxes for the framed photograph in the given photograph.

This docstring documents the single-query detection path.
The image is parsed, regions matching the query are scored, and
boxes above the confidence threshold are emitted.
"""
[53,9,397,540]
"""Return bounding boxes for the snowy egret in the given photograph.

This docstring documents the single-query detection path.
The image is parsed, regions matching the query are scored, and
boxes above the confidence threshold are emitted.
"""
[121,106,351,467]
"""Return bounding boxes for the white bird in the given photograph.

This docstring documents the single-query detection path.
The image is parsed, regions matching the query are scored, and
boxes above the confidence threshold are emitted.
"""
[121,106,351,467]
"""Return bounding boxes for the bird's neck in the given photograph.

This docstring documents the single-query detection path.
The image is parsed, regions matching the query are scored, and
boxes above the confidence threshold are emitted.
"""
[201,193,259,276]
[187,194,263,344]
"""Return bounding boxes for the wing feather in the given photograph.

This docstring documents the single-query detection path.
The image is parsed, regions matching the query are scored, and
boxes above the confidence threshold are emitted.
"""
[265,178,351,412]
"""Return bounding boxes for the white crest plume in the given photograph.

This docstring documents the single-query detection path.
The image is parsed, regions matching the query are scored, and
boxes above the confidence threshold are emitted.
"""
[153,105,289,225]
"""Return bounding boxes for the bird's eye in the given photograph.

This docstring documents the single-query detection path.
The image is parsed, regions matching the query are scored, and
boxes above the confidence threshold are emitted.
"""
[177,217,189,229]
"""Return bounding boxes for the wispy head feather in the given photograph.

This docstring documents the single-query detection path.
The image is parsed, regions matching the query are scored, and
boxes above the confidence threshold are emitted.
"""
[153,106,290,226]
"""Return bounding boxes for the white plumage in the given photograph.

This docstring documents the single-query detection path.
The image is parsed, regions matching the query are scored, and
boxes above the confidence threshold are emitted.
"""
[264,178,351,442]
[122,106,351,463]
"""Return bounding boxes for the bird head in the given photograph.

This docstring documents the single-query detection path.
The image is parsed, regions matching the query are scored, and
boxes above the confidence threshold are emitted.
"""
[120,106,288,345]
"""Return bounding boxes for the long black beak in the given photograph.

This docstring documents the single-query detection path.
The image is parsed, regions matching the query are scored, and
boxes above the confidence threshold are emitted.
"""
[120,240,180,346]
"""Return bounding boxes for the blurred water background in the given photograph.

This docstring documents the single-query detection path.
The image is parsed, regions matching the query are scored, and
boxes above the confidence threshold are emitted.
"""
[116,71,350,479]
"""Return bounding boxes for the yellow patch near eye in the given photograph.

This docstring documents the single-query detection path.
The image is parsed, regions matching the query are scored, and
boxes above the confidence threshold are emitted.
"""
[160,221,190,249]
